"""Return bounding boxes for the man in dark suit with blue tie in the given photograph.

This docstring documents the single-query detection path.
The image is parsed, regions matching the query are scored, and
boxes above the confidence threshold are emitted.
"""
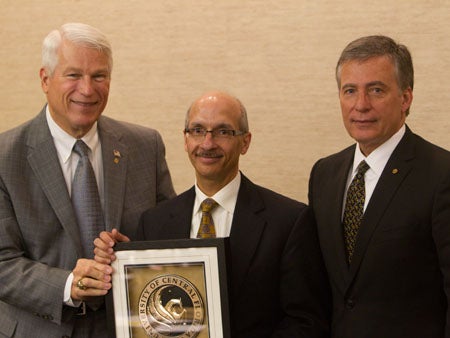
[308,35,450,337]
[0,23,175,337]
[95,90,331,337]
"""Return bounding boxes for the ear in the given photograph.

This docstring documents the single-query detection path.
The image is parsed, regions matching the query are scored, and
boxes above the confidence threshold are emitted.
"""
[240,132,252,155]
[40,68,50,93]
[401,87,413,113]
[183,131,189,152]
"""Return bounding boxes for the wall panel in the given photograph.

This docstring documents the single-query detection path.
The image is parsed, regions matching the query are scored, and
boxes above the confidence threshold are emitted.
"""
[1,0,449,201]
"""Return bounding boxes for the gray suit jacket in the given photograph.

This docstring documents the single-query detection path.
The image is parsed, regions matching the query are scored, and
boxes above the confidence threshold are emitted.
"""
[309,126,450,337]
[0,107,175,337]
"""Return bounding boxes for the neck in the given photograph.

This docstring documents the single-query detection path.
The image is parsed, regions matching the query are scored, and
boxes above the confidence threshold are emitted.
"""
[197,171,238,197]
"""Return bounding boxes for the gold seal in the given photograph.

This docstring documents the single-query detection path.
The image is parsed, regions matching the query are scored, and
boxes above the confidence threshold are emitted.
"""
[138,274,205,337]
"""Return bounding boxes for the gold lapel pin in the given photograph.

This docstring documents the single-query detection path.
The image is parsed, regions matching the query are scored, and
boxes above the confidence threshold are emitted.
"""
[113,149,121,164]
[392,168,399,174]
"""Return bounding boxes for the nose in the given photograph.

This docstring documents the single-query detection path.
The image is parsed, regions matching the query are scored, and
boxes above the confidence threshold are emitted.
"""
[78,76,94,96]
[354,92,371,112]
[200,131,216,148]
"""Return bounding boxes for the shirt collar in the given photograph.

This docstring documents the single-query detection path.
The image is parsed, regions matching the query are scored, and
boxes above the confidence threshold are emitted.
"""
[194,172,241,213]
[353,124,405,176]
[46,105,100,162]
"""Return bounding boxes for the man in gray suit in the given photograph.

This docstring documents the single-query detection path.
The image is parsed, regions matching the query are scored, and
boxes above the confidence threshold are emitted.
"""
[0,23,175,337]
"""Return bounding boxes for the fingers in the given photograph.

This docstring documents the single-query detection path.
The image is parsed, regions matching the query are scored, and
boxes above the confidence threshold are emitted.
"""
[73,277,109,298]
[93,228,130,264]
[94,231,115,264]
[111,228,131,243]
[71,258,113,301]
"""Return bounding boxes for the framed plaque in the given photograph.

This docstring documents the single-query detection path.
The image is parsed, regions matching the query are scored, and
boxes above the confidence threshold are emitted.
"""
[106,238,230,338]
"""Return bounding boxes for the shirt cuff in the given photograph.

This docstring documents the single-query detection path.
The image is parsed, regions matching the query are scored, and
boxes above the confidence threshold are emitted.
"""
[64,272,81,307]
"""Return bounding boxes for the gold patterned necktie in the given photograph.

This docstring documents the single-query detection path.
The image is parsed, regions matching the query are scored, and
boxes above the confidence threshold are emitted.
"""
[197,198,218,238]
[343,160,370,263]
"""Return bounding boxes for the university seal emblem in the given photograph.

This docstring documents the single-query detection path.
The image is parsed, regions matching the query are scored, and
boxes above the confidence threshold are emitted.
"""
[138,274,206,337]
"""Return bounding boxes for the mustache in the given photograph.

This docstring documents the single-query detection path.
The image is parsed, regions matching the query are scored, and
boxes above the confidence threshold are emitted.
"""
[195,151,222,158]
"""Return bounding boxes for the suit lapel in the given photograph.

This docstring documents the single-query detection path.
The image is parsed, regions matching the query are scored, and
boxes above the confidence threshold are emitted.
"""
[164,188,195,238]
[348,128,415,284]
[26,109,83,257]
[229,175,267,293]
[98,118,128,231]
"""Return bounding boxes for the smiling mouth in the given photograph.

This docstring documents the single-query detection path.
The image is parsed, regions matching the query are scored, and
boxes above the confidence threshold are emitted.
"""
[352,119,376,124]
[195,152,222,159]
[71,100,98,106]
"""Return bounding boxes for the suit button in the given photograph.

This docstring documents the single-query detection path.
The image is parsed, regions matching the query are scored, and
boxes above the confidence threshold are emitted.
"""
[346,298,355,309]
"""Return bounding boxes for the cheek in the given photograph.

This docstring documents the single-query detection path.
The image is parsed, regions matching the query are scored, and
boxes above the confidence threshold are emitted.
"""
[340,101,350,117]
[341,98,354,110]
[95,85,110,99]
[184,141,197,155]
[100,84,110,95]
[341,110,351,124]
[183,135,195,153]
[227,146,242,162]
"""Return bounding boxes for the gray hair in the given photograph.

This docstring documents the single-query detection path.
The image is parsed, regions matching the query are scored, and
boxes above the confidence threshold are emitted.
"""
[42,22,113,76]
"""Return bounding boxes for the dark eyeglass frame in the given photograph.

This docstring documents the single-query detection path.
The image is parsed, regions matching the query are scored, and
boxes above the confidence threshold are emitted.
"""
[184,127,247,138]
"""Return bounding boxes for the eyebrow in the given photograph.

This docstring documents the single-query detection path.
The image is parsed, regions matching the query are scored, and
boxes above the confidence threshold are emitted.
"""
[189,122,234,129]
[366,81,387,88]
[341,81,387,90]
[63,67,110,74]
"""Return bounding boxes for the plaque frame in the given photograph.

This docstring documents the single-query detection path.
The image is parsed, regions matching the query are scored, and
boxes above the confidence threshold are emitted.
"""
[106,238,230,338]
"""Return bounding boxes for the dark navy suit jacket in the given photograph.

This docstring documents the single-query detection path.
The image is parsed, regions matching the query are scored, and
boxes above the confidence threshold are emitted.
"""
[309,126,450,338]
[138,174,331,338]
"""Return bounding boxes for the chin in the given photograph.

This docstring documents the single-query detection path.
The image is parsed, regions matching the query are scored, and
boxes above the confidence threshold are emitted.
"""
[350,128,378,140]
[197,168,221,180]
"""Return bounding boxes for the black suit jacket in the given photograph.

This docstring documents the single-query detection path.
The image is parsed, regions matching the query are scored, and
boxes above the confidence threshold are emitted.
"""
[309,126,450,338]
[138,174,331,338]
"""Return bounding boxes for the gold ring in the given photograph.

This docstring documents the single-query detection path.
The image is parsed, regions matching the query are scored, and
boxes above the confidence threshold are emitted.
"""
[77,278,87,290]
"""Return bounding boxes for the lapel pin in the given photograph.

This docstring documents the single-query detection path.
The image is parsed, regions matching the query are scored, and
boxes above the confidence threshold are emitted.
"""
[392,168,399,174]
[113,149,121,164]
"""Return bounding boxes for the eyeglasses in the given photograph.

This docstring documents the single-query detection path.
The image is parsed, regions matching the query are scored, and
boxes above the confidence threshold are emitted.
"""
[184,127,247,139]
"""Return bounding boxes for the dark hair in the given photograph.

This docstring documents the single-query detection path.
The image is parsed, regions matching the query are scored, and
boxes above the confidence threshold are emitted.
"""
[336,35,414,92]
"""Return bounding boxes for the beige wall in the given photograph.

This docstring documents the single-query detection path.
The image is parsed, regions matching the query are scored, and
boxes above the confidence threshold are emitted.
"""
[1,0,449,202]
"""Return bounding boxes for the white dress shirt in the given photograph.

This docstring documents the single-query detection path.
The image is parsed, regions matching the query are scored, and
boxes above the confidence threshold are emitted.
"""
[343,124,405,215]
[46,107,104,204]
[46,106,104,307]
[190,172,241,238]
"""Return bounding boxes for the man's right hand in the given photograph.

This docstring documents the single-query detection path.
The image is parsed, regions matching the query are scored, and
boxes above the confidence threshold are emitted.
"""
[93,228,130,264]
[71,258,112,301]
